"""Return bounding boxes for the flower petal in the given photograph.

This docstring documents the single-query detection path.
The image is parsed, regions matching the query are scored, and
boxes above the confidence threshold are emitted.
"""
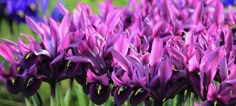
[158,59,172,85]
[114,86,132,106]
[0,43,15,63]
[150,37,163,66]
[89,82,110,105]
[111,49,132,73]
[214,1,224,25]
[130,88,149,106]
[22,77,42,97]
[6,76,24,94]
[25,16,45,37]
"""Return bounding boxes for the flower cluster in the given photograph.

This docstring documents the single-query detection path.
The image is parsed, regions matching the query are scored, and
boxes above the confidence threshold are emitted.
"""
[0,0,236,105]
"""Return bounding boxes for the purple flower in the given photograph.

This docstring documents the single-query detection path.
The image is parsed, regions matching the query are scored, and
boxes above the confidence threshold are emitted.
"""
[0,36,42,97]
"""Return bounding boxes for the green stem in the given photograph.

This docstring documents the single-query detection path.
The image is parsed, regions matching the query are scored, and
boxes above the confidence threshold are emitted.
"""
[25,98,32,106]
[76,84,89,106]
[64,79,73,106]
[89,100,94,106]
[36,92,43,106]
[56,82,63,106]
[31,96,37,106]
[50,82,56,106]
[64,87,72,106]
[50,96,55,106]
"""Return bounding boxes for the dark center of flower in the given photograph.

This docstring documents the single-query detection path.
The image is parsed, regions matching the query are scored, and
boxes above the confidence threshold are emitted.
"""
[29,3,36,11]
[134,88,146,96]
[17,10,25,18]
[96,83,103,95]
[117,86,127,96]
[24,52,35,60]
[9,77,16,85]
[17,66,24,74]
[26,77,35,87]
[65,61,72,71]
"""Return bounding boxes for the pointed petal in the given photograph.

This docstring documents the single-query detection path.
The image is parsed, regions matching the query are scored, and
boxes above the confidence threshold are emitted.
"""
[25,16,45,37]
[50,52,64,64]
[0,43,15,63]
[56,2,69,15]
[111,49,132,73]
[214,1,224,25]
[114,34,129,55]
[158,59,172,85]
[191,2,203,25]
[111,71,125,86]
[150,37,163,66]
[59,13,71,40]
[218,56,228,81]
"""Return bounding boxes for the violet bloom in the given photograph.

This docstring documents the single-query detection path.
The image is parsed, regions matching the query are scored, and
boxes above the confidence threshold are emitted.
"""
[25,7,73,96]
[0,36,42,97]
[110,36,181,105]
[5,0,48,23]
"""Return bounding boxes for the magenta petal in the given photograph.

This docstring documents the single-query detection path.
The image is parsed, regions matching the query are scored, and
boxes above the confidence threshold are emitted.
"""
[58,32,71,52]
[49,17,59,47]
[225,29,233,53]
[111,49,132,72]
[59,13,71,39]
[214,1,224,25]
[158,58,172,85]
[25,16,45,37]
[191,2,203,25]
[56,2,69,15]
[111,71,125,86]
[218,56,228,81]
[188,55,199,72]
[150,37,163,66]
[105,9,121,30]
[50,52,64,64]
[114,34,129,55]
[200,49,224,82]
[87,69,109,86]
[228,6,235,25]
[207,84,217,101]
[0,43,15,63]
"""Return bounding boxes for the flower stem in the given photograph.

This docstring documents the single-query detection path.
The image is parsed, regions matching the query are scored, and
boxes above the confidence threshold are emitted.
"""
[25,97,32,106]
[50,96,55,106]
[64,79,73,106]
[56,82,63,106]
[31,96,37,106]
[36,92,43,106]
[89,100,94,106]
[50,82,56,106]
